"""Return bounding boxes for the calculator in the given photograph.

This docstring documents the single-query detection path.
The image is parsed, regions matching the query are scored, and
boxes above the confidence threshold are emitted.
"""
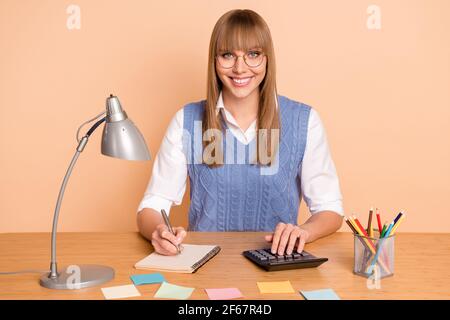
[242,248,328,271]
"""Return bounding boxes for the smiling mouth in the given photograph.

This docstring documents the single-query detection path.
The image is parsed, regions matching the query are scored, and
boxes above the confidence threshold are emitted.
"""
[229,76,254,86]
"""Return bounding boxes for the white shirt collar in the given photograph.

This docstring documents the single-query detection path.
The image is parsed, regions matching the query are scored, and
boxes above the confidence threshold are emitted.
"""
[214,90,278,133]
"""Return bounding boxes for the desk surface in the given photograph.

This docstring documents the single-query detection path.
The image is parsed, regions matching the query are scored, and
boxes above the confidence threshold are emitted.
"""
[0,232,449,300]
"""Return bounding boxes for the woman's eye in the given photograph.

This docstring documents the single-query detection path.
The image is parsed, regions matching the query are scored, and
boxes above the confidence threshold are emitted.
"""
[248,51,261,58]
[222,53,233,59]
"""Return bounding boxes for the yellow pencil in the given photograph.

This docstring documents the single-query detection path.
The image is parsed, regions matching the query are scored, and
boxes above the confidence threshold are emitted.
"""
[390,213,406,235]
[351,216,376,252]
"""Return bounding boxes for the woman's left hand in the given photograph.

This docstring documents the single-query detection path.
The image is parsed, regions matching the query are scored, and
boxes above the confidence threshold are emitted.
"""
[264,223,311,255]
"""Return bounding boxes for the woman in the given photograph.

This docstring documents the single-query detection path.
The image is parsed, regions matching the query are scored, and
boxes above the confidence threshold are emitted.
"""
[137,9,343,256]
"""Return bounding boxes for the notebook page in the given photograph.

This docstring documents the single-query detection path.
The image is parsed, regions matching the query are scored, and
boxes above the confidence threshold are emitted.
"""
[135,244,217,272]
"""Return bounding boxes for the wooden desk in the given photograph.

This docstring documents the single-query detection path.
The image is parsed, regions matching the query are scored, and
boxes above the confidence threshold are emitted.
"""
[0,232,449,300]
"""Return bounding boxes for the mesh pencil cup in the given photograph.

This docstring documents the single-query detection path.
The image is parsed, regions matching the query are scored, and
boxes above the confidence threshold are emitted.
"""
[353,230,394,279]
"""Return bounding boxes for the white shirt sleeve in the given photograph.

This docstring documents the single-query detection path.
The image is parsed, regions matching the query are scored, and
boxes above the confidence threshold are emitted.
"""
[137,109,187,216]
[300,109,344,216]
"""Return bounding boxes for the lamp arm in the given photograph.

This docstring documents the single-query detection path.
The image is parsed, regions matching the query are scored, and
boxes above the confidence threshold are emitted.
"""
[48,117,106,279]
[76,110,106,143]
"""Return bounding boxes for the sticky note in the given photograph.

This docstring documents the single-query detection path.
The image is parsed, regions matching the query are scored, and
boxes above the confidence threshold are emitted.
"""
[205,288,243,300]
[256,281,295,294]
[130,273,165,285]
[154,281,195,300]
[300,289,340,300]
[101,284,141,300]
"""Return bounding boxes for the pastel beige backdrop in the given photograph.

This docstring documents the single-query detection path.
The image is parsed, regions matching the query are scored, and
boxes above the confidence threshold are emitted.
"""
[1,0,449,233]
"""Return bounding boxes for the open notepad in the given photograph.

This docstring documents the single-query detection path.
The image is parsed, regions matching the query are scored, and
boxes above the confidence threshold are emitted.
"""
[134,244,221,273]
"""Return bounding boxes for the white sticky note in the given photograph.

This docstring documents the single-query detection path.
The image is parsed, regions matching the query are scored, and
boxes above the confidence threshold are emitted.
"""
[101,284,141,300]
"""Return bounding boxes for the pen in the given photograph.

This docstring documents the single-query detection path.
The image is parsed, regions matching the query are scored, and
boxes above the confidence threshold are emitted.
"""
[161,209,181,254]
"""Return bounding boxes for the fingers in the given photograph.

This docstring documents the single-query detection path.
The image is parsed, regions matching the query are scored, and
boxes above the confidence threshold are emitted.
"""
[297,232,307,253]
[151,238,176,256]
[157,224,179,245]
[151,225,181,256]
[270,223,309,255]
[265,234,273,242]
[286,228,302,255]
[271,223,286,254]
[174,227,187,244]
[276,223,295,255]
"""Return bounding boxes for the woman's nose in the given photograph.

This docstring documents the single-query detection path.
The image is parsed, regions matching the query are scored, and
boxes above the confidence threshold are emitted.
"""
[232,56,246,73]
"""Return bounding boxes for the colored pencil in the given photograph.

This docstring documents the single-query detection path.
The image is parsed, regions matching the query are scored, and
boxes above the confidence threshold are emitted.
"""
[380,222,388,238]
[344,216,358,234]
[346,217,374,252]
[350,216,375,250]
[351,215,391,274]
[345,215,390,267]
[383,221,395,238]
[367,239,387,274]
[390,213,406,235]
[367,218,399,274]
[393,211,404,225]
[376,208,382,237]
[368,207,374,238]
[345,216,374,273]
[353,216,372,239]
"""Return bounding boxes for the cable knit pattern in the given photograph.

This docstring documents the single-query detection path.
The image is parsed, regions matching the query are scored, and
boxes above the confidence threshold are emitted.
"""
[183,95,311,231]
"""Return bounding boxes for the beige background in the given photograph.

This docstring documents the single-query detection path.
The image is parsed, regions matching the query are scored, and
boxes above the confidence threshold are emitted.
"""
[1,0,449,233]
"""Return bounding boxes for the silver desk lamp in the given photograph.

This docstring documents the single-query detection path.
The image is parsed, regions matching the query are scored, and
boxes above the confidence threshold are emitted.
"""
[40,94,151,289]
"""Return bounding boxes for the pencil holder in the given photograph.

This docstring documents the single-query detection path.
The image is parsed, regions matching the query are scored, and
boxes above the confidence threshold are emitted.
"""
[353,230,394,279]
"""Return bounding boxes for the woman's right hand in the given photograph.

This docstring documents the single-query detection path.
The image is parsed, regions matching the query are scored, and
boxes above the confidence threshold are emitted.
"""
[151,224,187,256]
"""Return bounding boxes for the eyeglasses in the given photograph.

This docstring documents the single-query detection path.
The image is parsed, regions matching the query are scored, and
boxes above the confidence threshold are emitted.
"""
[216,50,265,69]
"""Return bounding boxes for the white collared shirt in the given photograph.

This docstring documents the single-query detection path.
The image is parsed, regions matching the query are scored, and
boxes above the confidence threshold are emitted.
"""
[137,92,344,216]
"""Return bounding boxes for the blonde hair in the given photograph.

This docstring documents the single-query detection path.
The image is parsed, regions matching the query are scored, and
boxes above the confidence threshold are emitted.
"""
[204,9,280,167]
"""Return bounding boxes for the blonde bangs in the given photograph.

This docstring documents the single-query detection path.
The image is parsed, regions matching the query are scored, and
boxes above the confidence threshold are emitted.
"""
[216,16,267,54]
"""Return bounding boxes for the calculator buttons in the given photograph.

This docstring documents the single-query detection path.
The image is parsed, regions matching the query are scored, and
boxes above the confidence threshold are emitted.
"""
[243,248,328,271]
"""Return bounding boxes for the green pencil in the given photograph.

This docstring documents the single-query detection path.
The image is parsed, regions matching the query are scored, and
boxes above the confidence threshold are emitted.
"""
[380,223,388,238]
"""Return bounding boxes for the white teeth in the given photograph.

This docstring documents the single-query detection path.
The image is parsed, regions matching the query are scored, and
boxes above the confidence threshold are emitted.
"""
[232,77,251,84]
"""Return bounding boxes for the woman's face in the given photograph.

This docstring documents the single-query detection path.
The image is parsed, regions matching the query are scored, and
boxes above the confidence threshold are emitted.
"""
[216,48,267,100]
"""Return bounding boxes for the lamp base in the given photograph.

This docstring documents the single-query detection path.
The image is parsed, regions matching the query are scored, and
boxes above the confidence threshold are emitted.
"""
[39,264,114,290]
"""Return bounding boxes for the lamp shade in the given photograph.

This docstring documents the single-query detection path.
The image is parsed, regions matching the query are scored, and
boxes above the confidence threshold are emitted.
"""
[101,95,151,161]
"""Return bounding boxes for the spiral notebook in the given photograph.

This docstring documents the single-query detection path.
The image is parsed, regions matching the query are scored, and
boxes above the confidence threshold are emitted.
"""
[134,244,221,273]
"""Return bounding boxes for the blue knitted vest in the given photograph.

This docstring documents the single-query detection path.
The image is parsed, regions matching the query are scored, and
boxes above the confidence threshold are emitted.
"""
[182,95,311,231]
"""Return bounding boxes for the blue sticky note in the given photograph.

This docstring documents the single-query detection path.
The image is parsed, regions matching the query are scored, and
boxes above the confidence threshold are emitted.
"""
[130,273,165,286]
[300,289,340,300]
